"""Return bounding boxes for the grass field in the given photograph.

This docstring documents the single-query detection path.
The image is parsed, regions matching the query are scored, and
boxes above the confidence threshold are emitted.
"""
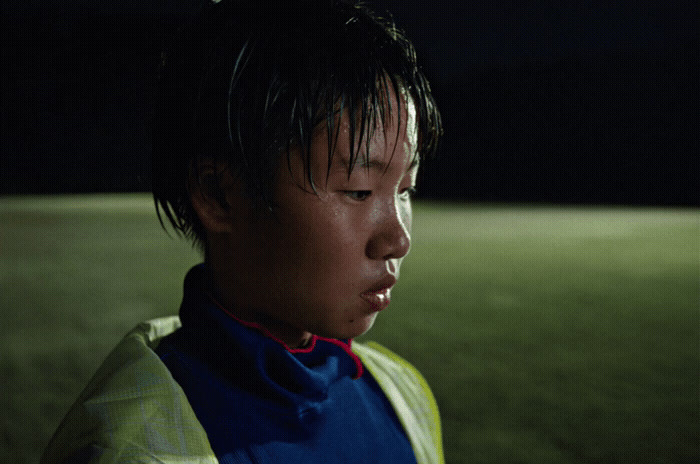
[0,194,697,463]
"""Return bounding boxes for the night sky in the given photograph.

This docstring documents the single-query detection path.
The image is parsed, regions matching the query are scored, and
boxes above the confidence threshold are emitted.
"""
[2,0,697,204]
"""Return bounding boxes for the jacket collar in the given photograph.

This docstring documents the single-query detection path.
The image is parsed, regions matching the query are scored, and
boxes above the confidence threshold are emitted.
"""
[177,265,363,414]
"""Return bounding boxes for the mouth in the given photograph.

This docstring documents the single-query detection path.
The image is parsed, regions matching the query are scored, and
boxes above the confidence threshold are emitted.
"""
[361,275,397,311]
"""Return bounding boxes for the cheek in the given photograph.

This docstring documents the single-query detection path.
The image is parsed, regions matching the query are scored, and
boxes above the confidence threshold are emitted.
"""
[312,207,373,290]
[400,201,413,233]
[286,202,357,270]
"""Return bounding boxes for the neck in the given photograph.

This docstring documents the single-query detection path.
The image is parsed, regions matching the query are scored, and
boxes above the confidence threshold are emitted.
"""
[204,263,313,349]
[213,295,314,349]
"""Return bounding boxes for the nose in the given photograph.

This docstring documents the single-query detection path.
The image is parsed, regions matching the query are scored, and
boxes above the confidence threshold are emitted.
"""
[366,199,411,261]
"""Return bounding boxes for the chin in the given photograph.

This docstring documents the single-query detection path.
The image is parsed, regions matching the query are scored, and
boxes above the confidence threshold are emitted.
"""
[325,313,378,340]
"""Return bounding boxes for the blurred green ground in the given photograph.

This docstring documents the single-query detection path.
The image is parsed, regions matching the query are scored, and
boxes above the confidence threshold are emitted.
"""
[0,194,697,464]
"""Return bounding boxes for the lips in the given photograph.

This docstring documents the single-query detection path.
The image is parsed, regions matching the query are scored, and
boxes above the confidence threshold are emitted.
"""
[361,275,397,311]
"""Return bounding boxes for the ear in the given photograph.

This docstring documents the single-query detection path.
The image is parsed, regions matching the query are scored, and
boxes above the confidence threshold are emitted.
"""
[189,162,237,234]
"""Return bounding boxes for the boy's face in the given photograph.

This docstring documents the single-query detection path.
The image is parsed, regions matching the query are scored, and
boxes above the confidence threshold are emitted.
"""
[208,88,418,347]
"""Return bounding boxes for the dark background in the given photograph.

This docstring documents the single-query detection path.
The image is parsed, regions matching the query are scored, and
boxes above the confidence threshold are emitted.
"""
[1,0,697,205]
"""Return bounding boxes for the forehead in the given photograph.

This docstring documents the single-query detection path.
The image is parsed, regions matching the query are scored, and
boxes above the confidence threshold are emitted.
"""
[319,86,419,168]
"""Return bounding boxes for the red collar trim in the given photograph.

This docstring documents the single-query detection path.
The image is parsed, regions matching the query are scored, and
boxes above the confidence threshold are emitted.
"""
[205,292,364,379]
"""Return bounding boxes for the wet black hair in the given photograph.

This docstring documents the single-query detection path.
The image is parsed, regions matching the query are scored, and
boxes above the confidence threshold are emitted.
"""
[152,0,442,250]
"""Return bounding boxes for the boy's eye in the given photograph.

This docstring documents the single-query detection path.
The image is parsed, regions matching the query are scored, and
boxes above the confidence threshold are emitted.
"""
[343,190,372,201]
[399,186,417,200]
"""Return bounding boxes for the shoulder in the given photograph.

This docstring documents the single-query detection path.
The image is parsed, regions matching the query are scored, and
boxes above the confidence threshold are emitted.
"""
[351,341,439,419]
[352,341,444,464]
[352,341,429,387]
[41,317,217,464]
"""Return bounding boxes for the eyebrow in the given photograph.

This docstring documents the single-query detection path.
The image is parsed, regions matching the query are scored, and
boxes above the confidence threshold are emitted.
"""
[338,155,419,173]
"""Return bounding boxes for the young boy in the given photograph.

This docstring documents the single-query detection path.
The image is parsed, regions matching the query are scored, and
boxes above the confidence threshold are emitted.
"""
[42,1,443,462]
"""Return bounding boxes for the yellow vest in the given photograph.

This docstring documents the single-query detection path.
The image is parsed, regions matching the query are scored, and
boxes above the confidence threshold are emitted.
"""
[41,317,444,464]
